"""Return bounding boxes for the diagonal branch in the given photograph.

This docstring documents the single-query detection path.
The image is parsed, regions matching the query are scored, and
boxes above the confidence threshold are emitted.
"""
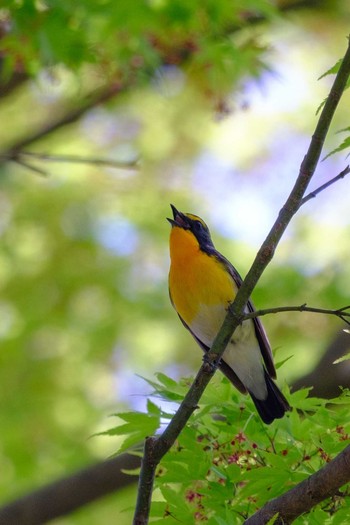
[244,443,350,525]
[133,35,350,525]
[10,157,49,177]
[0,83,125,157]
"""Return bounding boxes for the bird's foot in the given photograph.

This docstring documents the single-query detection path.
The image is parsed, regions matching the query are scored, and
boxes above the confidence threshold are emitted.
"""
[202,353,220,373]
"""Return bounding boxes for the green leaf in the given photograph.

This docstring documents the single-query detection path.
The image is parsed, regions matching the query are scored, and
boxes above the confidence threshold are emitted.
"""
[100,422,138,436]
[210,465,228,480]
[316,97,327,115]
[333,351,350,365]
[267,513,280,525]
[138,373,185,401]
[318,58,342,80]
[323,135,350,160]
[275,354,294,370]
[121,467,141,476]
[336,126,350,134]
[101,407,161,453]
[155,372,179,388]
[159,485,184,508]
[147,399,162,416]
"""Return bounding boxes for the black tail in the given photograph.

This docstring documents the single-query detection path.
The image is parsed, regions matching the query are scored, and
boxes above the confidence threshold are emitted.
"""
[249,371,291,424]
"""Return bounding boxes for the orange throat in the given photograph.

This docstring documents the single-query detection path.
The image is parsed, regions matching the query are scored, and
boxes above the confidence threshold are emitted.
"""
[169,226,235,326]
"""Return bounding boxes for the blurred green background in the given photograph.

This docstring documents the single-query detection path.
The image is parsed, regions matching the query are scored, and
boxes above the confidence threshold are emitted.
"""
[1,1,350,523]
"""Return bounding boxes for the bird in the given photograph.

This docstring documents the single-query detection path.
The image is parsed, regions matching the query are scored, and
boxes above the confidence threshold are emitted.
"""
[167,204,290,424]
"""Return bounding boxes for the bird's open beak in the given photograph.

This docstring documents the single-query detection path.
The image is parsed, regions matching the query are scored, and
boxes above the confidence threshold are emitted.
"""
[167,204,189,228]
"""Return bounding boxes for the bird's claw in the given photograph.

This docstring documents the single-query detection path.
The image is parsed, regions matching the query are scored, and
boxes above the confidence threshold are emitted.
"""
[202,353,220,372]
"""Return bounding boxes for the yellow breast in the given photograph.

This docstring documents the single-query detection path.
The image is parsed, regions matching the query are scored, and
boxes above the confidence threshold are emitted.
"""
[169,226,237,329]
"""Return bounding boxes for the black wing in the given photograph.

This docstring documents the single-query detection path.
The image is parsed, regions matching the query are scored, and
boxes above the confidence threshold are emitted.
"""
[212,252,276,379]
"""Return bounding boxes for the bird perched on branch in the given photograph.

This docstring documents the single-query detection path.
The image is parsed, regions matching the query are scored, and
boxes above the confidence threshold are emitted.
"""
[167,204,290,424]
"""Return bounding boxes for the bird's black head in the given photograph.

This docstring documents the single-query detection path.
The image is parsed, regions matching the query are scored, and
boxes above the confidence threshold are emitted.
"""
[167,204,214,252]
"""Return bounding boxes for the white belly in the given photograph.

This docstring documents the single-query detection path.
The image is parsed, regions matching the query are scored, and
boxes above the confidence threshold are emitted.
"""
[190,303,267,399]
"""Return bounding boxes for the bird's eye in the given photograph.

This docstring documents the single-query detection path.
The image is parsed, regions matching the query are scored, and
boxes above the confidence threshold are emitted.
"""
[193,221,204,232]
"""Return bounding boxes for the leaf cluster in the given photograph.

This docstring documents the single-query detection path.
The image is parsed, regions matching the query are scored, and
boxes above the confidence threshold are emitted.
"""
[1,0,277,99]
[107,372,350,524]
[317,58,350,160]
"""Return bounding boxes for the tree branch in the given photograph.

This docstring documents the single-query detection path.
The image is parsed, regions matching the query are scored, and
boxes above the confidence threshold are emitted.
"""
[0,83,125,157]
[10,157,49,177]
[0,151,139,177]
[244,443,350,525]
[243,303,350,326]
[16,151,139,170]
[0,453,140,525]
[133,34,350,525]
[300,165,350,207]
[0,69,28,99]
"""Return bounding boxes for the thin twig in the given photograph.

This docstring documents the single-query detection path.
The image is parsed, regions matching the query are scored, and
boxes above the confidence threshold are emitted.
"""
[243,304,350,327]
[17,151,139,170]
[133,35,350,525]
[2,150,139,177]
[12,157,48,177]
[300,165,350,207]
